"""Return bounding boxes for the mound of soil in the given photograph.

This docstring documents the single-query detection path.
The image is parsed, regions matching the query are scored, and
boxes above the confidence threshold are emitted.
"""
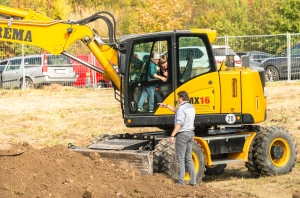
[0,143,230,198]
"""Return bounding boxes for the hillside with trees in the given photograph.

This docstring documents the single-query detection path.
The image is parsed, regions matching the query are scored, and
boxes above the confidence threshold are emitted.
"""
[2,0,300,37]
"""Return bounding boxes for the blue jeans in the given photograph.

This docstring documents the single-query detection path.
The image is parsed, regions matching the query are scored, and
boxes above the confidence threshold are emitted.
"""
[155,91,163,103]
[138,85,155,111]
[175,131,196,185]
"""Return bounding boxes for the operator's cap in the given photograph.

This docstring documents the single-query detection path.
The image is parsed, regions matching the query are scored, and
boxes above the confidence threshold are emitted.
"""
[153,52,161,60]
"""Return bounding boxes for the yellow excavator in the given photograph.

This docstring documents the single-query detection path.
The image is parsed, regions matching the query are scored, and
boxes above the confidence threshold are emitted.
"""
[0,5,296,184]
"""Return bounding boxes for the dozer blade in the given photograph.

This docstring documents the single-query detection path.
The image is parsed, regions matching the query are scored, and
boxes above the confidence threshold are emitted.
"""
[88,139,150,150]
[69,146,153,175]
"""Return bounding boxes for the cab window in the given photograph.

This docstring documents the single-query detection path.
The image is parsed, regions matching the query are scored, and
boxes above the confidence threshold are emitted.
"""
[178,36,211,83]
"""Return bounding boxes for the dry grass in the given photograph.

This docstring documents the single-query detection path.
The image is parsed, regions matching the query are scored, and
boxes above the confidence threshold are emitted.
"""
[0,84,157,147]
[0,81,298,147]
[0,82,299,197]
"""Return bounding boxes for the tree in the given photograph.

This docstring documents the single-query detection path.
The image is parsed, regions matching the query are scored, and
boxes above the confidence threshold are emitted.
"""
[189,0,278,36]
[272,0,300,34]
[125,0,192,34]
[9,0,71,20]
[0,0,10,6]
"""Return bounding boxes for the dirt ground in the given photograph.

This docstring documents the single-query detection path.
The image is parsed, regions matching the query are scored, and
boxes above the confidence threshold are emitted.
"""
[0,143,232,198]
[0,82,300,198]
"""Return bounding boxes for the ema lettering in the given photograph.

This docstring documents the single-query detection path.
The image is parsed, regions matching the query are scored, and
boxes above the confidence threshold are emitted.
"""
[0,27,32,42]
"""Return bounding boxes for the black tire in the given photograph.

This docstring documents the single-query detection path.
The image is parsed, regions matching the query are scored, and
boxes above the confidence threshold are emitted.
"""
[153,139,169,173]
[254,126,297,176]
[245,125,262,177]
[265,66,279,82]
[86,134,116,147]
[20,78,34,89]
[161,141,205,184]
[205,164,227,176]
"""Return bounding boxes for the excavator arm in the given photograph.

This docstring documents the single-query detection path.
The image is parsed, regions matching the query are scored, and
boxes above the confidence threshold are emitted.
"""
[0,5,120,90]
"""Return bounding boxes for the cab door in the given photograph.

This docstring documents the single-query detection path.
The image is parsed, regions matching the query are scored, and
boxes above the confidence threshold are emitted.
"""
[172,34,219,115]
[126,35,173,115]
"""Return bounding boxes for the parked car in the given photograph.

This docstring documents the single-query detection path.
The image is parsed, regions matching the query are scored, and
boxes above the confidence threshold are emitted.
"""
[212,45,241,66]
[260,43,300,81]
[237,51,274,63]
[162,46,211,81]
[0,54,78,89]
[163,46,210,69]
[236,52,247,58]
[72,54,112,88]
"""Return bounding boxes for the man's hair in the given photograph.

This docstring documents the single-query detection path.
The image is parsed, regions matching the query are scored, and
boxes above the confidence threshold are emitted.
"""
[158,55,167,66]
[177,91,189,101]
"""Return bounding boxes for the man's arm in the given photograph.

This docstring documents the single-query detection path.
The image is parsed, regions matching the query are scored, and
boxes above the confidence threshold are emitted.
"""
[171,124,181,137]
[149,62,167,82]
[158,103,178,112]
[154,73,167,82]
[170,124,181,144]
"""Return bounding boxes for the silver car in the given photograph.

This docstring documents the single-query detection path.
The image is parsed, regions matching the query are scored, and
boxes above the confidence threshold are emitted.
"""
[0,54,78,89]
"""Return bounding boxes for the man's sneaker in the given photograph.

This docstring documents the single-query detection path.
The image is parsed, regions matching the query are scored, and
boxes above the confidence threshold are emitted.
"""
[149,109,154,113]
[138,108,144,112]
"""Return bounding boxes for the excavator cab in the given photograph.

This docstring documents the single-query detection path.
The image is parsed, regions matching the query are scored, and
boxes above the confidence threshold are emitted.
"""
[118,30,218,128]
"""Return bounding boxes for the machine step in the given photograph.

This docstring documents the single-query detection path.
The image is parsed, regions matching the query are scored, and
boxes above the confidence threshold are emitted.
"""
[203,133,250,142]
[211,158,244,165]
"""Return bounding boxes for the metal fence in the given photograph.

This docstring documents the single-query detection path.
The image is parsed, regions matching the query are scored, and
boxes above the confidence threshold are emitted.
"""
[1,33,300,90]
[213,33,300,81]
[0,41,112,89]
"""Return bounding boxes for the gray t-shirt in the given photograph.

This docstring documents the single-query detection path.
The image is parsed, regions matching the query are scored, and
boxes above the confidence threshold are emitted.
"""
[174,101,195,132]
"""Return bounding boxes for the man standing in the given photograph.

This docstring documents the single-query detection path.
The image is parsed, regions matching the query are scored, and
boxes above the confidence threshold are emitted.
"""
[158,91,196,186]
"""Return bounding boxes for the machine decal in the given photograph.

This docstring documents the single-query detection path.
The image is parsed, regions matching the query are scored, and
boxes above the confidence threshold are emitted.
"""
[0,27,32,42]
[225,114,236,124]
[189,96,210,104]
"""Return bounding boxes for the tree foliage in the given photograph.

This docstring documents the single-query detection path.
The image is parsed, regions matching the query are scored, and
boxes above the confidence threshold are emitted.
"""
[272,0,300,34]
[9,0,72,20]
[127,0,192,34]
[3,0,300,37]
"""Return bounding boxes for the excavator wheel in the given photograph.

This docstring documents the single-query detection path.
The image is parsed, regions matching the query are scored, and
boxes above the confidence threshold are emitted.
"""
[86,134,116,147]
[161,141,205,184]
[153,139,170,173]
[205,164,227,176]
[254,126,297,176]
[245,125,262,177]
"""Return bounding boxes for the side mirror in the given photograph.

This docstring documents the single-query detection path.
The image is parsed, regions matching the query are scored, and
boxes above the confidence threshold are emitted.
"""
[241,55,250,67]
[118,52,126,75]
